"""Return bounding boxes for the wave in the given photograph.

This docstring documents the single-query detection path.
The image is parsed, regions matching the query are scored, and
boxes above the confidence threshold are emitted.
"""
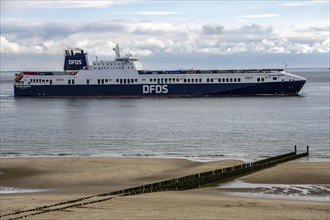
[219,180,330,202]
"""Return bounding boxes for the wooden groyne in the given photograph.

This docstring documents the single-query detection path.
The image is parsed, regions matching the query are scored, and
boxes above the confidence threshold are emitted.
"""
[1,146,309,220]
[99,145,309,196]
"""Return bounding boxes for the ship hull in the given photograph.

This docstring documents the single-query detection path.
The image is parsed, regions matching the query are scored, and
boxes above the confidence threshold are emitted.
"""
[14,81,306,97]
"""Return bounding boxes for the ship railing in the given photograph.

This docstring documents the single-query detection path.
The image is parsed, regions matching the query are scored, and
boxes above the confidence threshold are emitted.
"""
[138,69,284,75]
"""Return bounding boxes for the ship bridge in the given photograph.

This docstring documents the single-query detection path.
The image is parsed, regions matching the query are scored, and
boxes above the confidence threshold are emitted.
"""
[91,44,144,71]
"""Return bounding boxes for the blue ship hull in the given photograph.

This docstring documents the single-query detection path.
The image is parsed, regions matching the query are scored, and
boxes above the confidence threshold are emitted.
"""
[14,81,306,97]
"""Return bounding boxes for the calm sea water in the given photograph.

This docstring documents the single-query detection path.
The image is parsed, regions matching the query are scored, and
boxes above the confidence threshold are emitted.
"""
[0,69,329,161]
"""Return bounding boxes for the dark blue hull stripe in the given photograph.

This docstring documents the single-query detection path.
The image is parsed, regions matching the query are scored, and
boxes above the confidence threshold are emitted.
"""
[14,81,306,97]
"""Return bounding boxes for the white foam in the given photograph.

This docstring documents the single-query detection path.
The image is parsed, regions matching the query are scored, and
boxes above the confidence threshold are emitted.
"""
[218,180,330,202]
[0,186,48,194]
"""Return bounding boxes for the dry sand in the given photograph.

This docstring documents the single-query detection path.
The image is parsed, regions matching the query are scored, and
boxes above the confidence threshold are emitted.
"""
[0,157,329,220]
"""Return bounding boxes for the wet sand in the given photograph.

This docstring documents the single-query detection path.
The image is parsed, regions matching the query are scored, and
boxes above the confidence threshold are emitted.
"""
[0,158,329,219]
[240,161,330,184]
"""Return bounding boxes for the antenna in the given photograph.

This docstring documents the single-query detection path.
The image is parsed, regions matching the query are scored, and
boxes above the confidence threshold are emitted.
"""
[114,43,121,59]
[284,61,288,72]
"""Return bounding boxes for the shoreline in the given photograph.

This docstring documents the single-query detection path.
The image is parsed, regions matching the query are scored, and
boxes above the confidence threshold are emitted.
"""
[1,157,329,219]
[1,154,329,163]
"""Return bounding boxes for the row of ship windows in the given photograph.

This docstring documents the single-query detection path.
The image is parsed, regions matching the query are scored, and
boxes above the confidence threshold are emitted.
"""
[94,62,132,66]
[30,79,52,83]
[94,78,244,85]
[95,79,139,85]
[256,77,278,82]
[207,78,241,83]
[147,78,242,84]
[94,66,135,70]
[90,77,280,85]
[29,78,242,85]
[108,77,244,85]
[97,78,139,84]
[29,79,53,85]
[26,76,280,85]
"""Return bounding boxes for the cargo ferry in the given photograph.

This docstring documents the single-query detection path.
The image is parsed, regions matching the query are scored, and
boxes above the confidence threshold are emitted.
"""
[14,44,306,97]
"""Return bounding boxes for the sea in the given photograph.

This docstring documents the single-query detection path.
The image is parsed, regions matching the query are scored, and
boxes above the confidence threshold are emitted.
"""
[0,69,329,162]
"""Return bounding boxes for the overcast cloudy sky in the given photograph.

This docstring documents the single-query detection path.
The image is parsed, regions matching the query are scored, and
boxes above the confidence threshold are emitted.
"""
[1,0,329,71]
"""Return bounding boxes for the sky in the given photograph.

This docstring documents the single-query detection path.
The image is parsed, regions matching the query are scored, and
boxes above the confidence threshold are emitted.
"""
[1,0,329,71]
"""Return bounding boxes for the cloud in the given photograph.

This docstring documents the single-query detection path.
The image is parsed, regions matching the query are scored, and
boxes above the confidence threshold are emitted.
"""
[240,14,280,19]
[283,2,312,7]
[283,0,328,7]
[202,24,224,35]
[1,18,329,58]
[1,0,131,9]
[0,36,44,54]
[1,36,22,53]
[133,11,179,15]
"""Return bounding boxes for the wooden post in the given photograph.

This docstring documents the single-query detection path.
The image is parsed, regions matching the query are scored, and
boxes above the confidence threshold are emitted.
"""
[294,145,297,154]
[307,145,309,155]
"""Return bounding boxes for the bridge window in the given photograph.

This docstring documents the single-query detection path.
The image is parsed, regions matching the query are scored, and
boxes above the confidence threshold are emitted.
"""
[86,79,90,85]
[238,78,241,82]
[273,77,277,80]
[230,78,233,82]
[257,78,260,82]
[50,80,52,85]
[226,78,229,82]
[261,78,264,82]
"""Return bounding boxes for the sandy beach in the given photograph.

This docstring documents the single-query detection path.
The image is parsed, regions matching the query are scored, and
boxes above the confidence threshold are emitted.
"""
[0,157,329,219]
